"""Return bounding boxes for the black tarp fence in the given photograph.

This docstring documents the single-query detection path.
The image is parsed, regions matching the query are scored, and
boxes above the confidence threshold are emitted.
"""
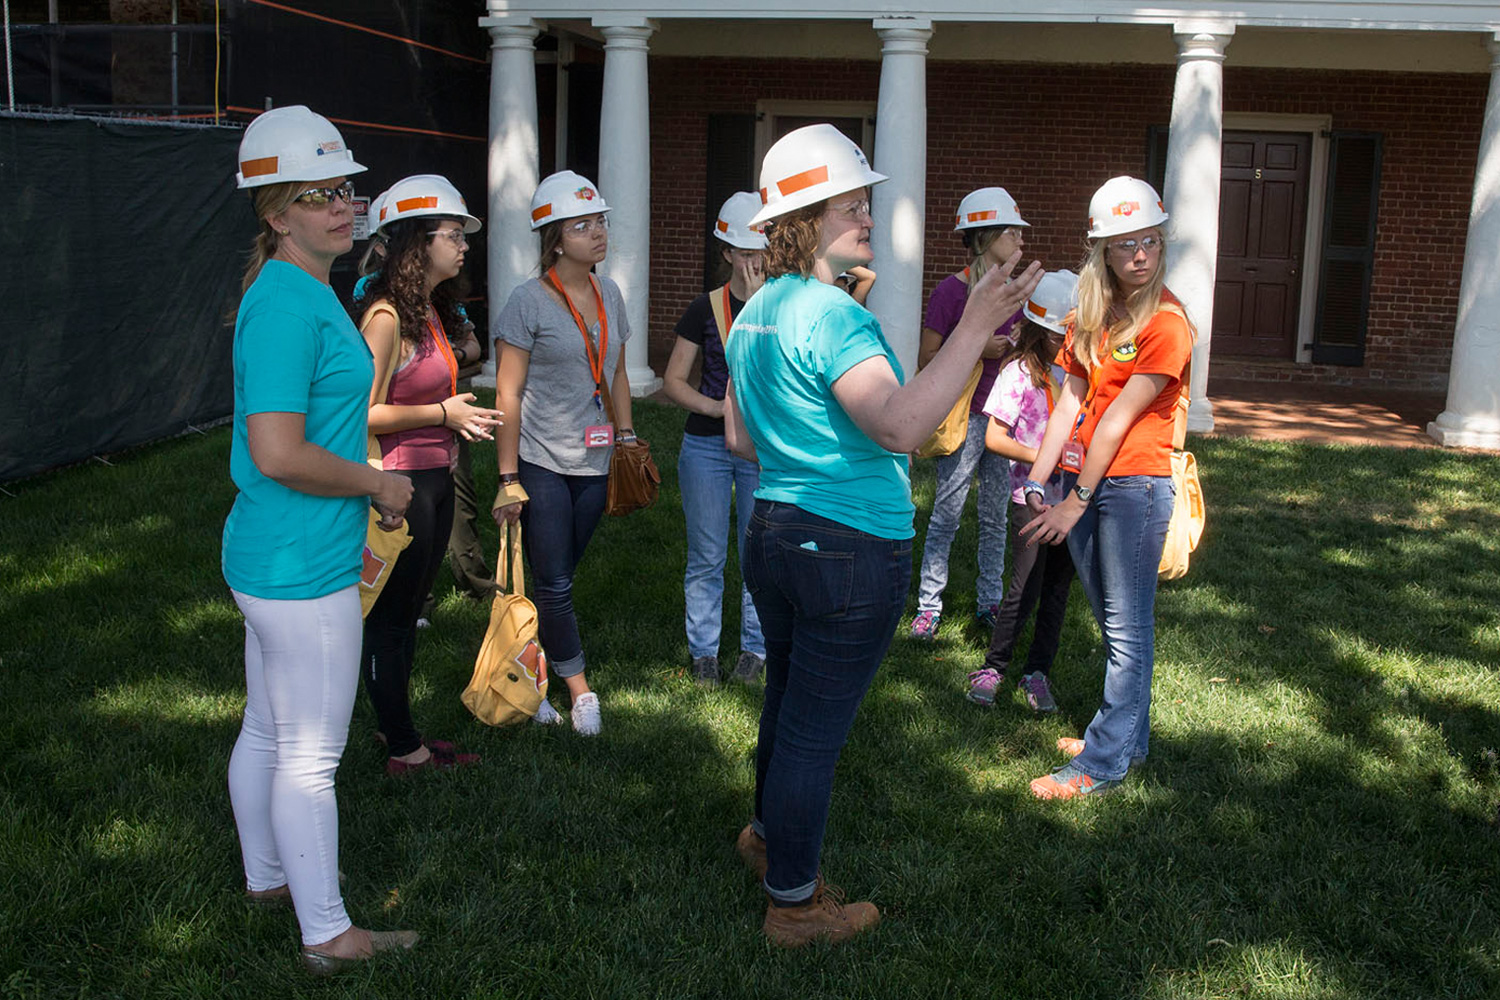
[0,113,249,482]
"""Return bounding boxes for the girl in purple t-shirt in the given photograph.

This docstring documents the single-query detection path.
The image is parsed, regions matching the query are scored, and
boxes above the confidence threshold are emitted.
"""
[909,188,1030,640]
[968,270,1079,712]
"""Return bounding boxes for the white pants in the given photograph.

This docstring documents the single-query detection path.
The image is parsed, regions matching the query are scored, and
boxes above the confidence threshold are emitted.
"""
[228,585,359,946]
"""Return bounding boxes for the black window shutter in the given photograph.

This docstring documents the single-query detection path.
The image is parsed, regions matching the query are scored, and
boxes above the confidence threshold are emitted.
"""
[1146,125,1169,195]
[703,113,757,290]
[1312,132,1383,366]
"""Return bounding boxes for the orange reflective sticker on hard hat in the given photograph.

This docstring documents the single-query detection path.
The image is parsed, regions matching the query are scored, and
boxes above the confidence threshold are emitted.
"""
[396,196,439,212]
[1112,341,1139,363]
[758,188,770,204]
[716,219,730,233]
[531,204,552,223]
[775,165,830,197]
[240,156,279,178]
[966,210,999,224]
[1112,200,1142,218]
[1027,300,1048,318]
[379,206,388,222]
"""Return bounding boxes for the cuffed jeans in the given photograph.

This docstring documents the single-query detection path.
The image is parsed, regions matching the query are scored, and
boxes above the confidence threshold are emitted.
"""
[518,458,608,678]
[984,501,1076,678]
[916,411,1009,614]
[1065,474,1175,782]
[228,585,360,946]
[744,501,911,904]
[678,432,764,659]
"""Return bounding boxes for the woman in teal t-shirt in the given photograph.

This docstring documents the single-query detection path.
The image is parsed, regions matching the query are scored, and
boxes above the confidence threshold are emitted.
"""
[222,106,416,975]
[723,124,1041,947]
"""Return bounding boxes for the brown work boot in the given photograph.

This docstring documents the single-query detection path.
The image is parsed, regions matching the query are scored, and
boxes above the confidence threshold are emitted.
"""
[762,880,880,948]
[736,823,768,879]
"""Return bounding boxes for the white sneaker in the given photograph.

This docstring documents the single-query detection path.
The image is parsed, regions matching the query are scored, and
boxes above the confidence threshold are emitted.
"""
[570,692,601,736]
[533,699,564,726]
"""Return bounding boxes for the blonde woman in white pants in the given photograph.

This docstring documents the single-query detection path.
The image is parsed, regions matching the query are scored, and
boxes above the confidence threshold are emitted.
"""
[223,106,417,974]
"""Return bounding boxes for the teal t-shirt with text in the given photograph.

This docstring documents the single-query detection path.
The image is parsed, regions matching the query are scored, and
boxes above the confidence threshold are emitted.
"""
[726,274,913,540]
[222,260,374,599]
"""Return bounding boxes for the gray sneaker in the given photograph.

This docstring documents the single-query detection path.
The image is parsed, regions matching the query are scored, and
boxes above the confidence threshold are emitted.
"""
[1019,672,1058,713]
[692,655,720,687]
[731,651,765,684]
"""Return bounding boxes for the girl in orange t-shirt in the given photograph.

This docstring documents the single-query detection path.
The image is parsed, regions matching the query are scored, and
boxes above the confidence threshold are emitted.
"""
[1018,176,1193,800]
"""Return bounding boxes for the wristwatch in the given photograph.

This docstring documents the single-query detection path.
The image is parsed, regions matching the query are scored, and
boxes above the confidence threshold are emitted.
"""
[1073,484,1094,503]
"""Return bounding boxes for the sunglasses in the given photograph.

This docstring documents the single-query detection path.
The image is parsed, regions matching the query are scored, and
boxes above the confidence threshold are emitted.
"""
[1106,235,1163,256]
[294,181,356,206]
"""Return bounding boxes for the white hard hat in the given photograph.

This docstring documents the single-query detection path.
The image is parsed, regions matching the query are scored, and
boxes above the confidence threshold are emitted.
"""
[1025,269,1080,334]
[377,174,482,233]
[235,105,366,189]
[713,191,768,250]
[530,170,610,230]
[954,187,1029,231]
[1087,176,1168,239]
[366,188,389,236]
[749,123,887,228]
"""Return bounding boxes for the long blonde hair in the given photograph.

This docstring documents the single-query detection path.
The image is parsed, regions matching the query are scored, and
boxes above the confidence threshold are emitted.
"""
[1070,232,1168,370]
[240,181,305,294]
[964,227,1007,293]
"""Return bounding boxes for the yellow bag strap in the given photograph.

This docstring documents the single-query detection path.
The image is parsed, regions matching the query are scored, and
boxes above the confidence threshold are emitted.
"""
[495,521,526,598]
[1158,300,1196,453]
[360,300,404,465]
[708,284,733,348]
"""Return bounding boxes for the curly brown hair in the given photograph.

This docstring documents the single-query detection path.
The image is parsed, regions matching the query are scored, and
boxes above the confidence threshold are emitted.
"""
[354,218,466,347]
[762,201,827,279]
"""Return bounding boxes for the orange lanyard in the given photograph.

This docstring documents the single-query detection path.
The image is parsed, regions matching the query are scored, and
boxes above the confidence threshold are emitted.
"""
[426,309,458,398]
[721,285,736,330]
[547,266,608,401]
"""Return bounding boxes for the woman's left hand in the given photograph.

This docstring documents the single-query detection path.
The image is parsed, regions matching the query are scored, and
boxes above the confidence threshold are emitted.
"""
[1019,495,1085,547]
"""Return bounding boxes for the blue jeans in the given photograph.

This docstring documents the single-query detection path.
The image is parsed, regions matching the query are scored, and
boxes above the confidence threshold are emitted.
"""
[677,432,764,659]
[1065,474,1175,781]
[916,411,1009,613]
[518,459,608,678]
[744,500,911,903]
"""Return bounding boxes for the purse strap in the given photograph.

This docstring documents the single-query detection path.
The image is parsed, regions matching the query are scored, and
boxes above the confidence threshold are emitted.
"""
[494,520,526,598]
[361,301,405,465]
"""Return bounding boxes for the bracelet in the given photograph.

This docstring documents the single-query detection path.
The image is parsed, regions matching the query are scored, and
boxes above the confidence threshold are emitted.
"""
[499,472,520,485]
[1023,479,1045,494]
[436,400,447,426]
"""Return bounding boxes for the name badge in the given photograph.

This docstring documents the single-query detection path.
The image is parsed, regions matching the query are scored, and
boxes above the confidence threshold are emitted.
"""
[1060,440,1086,470]
[585,424,615,448]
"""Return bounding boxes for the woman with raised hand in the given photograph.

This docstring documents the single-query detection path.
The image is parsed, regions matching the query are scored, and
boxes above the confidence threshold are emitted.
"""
[662,191,768,687]
[724,124,1041,947]
[357,174,500,775]
[223,106,417,974]
[492,170,637,737]
[909,188,1030,641]
[1019,177,1193,800]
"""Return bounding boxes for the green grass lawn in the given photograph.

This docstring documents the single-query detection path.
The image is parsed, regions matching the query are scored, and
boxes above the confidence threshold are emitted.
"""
[3,400,1500,999]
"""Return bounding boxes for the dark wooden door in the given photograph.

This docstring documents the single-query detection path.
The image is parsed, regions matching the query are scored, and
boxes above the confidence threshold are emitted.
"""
[1213,132,1312,358]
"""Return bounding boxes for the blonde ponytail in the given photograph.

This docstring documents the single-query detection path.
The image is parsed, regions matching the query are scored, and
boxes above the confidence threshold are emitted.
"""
[239,182,305,294]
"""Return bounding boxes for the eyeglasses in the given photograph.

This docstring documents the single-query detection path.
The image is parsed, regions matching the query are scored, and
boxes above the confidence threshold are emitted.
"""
[428,229,469,247]
[827,199,871,221]
[1106,235,1162,256]
[293,181,356,206]
[566,217,609,236]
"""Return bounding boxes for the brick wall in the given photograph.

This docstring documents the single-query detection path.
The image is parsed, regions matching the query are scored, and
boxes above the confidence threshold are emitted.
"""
[648,57,1486,392]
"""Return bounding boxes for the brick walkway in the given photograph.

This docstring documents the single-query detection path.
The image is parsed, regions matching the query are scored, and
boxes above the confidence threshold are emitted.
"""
[1205,378,1447,449]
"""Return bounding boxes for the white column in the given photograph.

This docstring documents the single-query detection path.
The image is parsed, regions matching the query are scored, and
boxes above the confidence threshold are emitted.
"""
[1162,21,1234,433]
[595,18,659,396]
[867,18,932,379]
[1429,34,1500,449]
[478,18,543,388]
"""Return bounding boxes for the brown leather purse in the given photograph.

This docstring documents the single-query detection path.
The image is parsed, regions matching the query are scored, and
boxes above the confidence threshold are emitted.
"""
[599,374,661,516]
